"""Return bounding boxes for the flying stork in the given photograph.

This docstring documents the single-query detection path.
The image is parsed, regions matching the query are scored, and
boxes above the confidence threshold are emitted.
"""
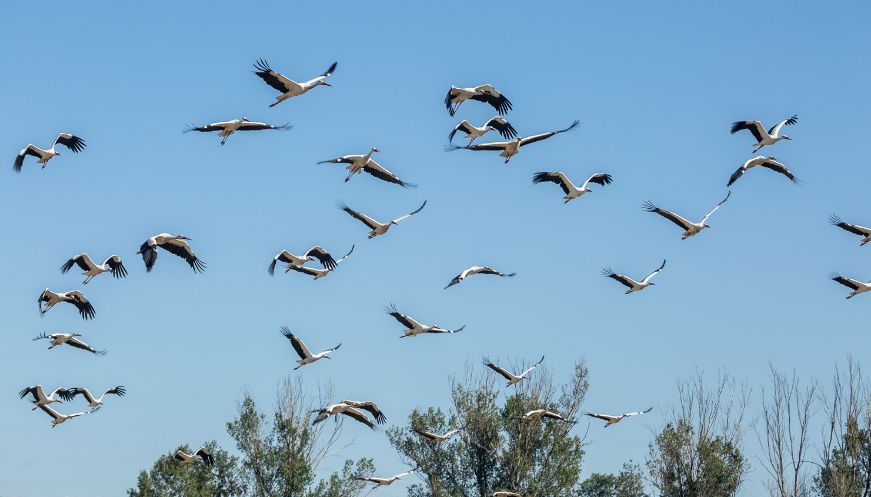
[38,289,95,320]
[60,254,127,284]
[280,327,341,370]
[386,304,465,338]
[253,59,336,107]
[175,447,215,465]
[414,426,463,443]
[185,118,290,145]
[586,407,653,427]
[493,492,522,497]
[449,116,518,145]
[521,409,571,422]
[445,266,516,289]
[319,148,415,187]
[14,133,86,172]
[532,171,613,203]
[269,246,338,275]
[484,356,545,386]
[829,215,871,246]
[831,272,871,299]
[37,404,87,428]
[285,245,354,280]
[356,470,415,487]
[643,191,731,239]
[449,120,580,164]
[138,233,205,273]
[33,332,106,356]
[445,84,512,116]
[311,403,376,429]
[338,400,387,424]
[59,386,125,412]
[341,201,427,239]
[731,115,797,152]
[602,260,666,294]
[19,385,69,410]
[727,156,797,186]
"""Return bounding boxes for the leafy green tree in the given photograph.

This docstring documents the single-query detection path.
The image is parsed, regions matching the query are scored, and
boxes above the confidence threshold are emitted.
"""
[577,462,647,497]
[127,441,244,497]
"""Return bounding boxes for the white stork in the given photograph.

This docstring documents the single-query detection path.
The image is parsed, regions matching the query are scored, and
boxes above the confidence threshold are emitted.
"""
[59,386,125,412]
[175,447,215,465]
[33,332,106,356]
[285,245,354,280]
[830,215,871,246]
[445,266,516,289]
[356,470,415,487]
[185,118,290,145]
[311,403,376,429]
[339,400,387,425]
[253,59,336,107]
[586,407,653,427]
[414,426,463,443]
[831,272,871,299]
[280,327,341,370]
[493,492,522,497]
[643,191,731,239]
[484,356,544,386]
[19,385,68,410]
[449,116,518,144]
[14,133,86,172]
[60,254,127,284]
[445,84,512,116]
[521,409,571,422]
[731,115,797,152]
[727,156,797,186]
[449,120,580,164]
[319,148,415,187]
[341,201,427,239]
[602,260,666,294]
[37,404,87,428]
[532,172,613,203]
[386,304,465,338]
[38,289,95,320]
[138,233,205,273]
[269,246,338,275]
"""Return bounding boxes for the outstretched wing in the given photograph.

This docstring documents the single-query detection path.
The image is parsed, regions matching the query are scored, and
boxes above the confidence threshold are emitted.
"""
[236,121,291,132]
[253,59,301,93]
[518,356,545,377]
[304,246,338,270]
[61,254,95,273]
[519,120,580,147]
[340,204,381,230]
[601,268,636,289]
[829,214,871,237]
[339,407,375,429]
[700,191,732,224]
[341,400,387,424]
[449,121,477,143]
[484,360,516,381]
[643,201,695,231]
[532,171,573,195]
[67,292,96,320]
[159,239,206,272]
[280,327,312,359]
[54,133,86,153]
[832,273,862,290]
[361,160,414,188]
[730,120,766,142]
[386,304,422,329]
[484,116,518,139]
[104,255,128,278]
[768,115,798,136]
[641,260,666,284]
[759,158,797,183]
[392,201,427,223]
[582,173,613,189]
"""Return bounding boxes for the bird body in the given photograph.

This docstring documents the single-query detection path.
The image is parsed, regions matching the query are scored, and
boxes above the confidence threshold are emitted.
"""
[253,59,336,107]
[341,201,426,239]
[33,332,106,355]
[445,84,512,116]
[185,118,290,145]
[59,386,125,412]
[174,447,214,465]
[386,304,465,338]
[138,233,205,272]
[643,191,731,239]
[727,156,796,186]
[603,260,666,294]
[61,254,127,284]
[730,115,797,152]
[586,407,653,427]
[449,116,518,144]
[451,121,580,164]
[14,133,86,172]
[285,245,354,280]
[38,289,95,320]
[485,356,544,386]
[532,171,612,203]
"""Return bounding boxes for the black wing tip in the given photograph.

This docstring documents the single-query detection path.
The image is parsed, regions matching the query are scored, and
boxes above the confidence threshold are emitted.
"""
[642,200,657,212]
[786,115,798,125]
[531,171,550,183]
[729,121,746,134]
[601,267,615,276]
[253,58,271,73]
[829,213,843,225]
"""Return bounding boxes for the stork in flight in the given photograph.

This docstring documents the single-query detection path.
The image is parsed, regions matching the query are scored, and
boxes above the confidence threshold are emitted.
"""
[831,272,871,299]
[60,254,127,284]
[138,233,205,273]
[521,409,571,422]
[285,245,354,280]
[830,214,871,246]
[493,492,522,497]
[253,59,336,107]
[445,84,512,116]
[14,133,86,172]
[269,246,338,275]
[445,266,516,289]
[319,148,414,187]
[38,404,87,428]
[414,426,463,443]
[356,470,415,487]
[33,332,106,356]
[38,289,95,320]
[175,447,215,465]
[386,304,465,338]
[341,201,427,239]
[586,407,653,427]
[338,400,387,425]
[643,191,731,239]
[602,260,666,294]
[449,116,518,145]
[19,385,68,410]
[311,403,376,429]
[280,327,341,370]
[485,356,544,386]
[727,156,797,187]
[532,171,613,203]
[448,120,580,164]
[185,118,290,145]
[731,115,797,152]
[60,386,125,412]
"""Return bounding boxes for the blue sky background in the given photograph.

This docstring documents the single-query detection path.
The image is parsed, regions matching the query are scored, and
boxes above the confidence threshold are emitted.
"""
[1,2,870,496]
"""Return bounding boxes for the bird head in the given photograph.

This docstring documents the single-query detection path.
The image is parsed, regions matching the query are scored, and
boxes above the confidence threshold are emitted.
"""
[648,282,656,286]
[71,333,82,337]
[703,224,711,229]
[318,80,332,87]
[584,188,593,193]
[390,220,398,226]
[241,117,250,122]
[371,147,380,153]
[782,135,792,140]
[175,235,192,241]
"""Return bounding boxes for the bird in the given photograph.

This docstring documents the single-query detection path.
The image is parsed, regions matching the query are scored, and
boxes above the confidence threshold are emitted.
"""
[386,304,465,338]
[484,356,545,386]
[726,156,797,187]
[730,115,797,152]
[60,254,128,284]
[185,117,290,145]
[319,148,414,187]
[341,201,427,239]
[448,116,518,144]
[493,492,522,497]
[445,84,512,116]
[521,409,571,422]
[338,400,387,425]
[285,245,354,280]
[253,59,336,107]
[602,260,666,295]
[14,133,86,172]
[174,447,214,465]
[33,332,106,356]
[444,266,516,289]
[532,171,613,203]
[448,120,580,164]
[831,272,871,299]
[37,404,87,428]
[643,191,731,239]
[356,470,415,486]
[268,246,338,275]
[19,385,69,410]
[585,407,653,427]
[311,403,376,429]
[38,289,95,320]
[413,426,463,443]
[137,233,205,273]
[59,386,125,412]
[829,214,871,246]
[280,327,341,370]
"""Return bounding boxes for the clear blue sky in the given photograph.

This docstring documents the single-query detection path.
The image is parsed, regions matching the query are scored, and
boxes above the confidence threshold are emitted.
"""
[1,2,869,496]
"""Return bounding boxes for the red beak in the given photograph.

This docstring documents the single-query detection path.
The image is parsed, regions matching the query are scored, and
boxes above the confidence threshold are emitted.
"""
[320,82,332,87]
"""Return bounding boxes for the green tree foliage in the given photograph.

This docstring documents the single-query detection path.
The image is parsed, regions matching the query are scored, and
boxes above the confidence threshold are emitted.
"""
[126,441,244,497]
[577,462,647,497]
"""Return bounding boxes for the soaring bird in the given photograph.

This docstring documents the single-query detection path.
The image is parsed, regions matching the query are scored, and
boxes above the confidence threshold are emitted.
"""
[338,400,387,425]
[445,266,516,289]
[386,304,465,338]
[175,447,214,465]
[643,191,731,239]
[727,156,797,187]
[830,214,871,246]
[285,245,354,280]
[602,260,666,295]
[449,116,518,144]
[449,120,580,164]
[586,407,653,427]
[319,148,414,187]
[253,59,336,107]
[341,201,427,239]
[280,327,341,370]
[311,403,376,429]
[19,385,69,410]
[731,115,797,152]
[185,117,290,145]
[60,254,127,284]
[14,133,86,172]
[414,426,463,443]
[445,84,512,116]
[37,404,87,428]
[493,492,522,497]
[831,272,871,299]
[138,233,205,273]
[484,356,544,386]
[59,386,125,412]
[532,171,613,203]
[38,289,95,320]
[33,332,106,356]
[269,246,338,275]
[356,470,415,486]
[521,409,571,422]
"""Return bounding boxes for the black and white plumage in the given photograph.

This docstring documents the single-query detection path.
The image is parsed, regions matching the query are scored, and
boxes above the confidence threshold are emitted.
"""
[521,409,571,422]
[137,233,205,273]
[643,191,731,239]
[449,120,580,164]
[38,289,95,320]
[445,84,512,116]
[253,59,336,107]
[280,327,341,370]
[319,148,414,187]
[341,201,427,239]
[727,156,797,187]
[414,426,463,443]
[60,254,127,284]
[14,133,86,172]
[338,400,387,425]
[532,171,613,203]
[185,117,290,145]
[449,116,518,144]
[830,214,871,246]
[311,403,376,429]
[484,356,544,386]
[602,260,666,295]
[444,266,516,289]
[356,470,415,486]
[730,115,797,152]
[586,407,653,427]
[33,332,106,356]
[493,492,522,497]
[175,447,214,465]
[831,272,871,299]
[285,245,354,280]
[59,386,125,412]
[19,385,68,410]
[269,246,338,275]
[37,404,87,428]
[386,304,465,338]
